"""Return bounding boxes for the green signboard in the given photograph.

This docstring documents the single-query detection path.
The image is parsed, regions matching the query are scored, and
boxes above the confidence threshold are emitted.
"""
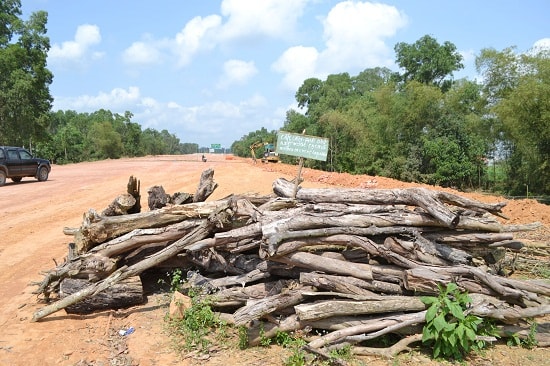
[211,143,221,149]
[276,131,329,161]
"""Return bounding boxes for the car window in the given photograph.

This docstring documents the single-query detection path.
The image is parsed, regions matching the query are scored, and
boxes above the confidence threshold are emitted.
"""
[7,150,19,159]
[19,150,32,159]
[0,149,4,159]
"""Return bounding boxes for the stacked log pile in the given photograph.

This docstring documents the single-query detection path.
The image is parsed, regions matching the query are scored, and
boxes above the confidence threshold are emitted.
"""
[32,170,550,358]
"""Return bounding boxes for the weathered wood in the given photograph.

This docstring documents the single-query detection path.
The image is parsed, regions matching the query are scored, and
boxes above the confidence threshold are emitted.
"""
[61,276,144,314]
[299,272,402,296]
[126,175,141,214]
[352,334,423,357]
[307,310,426,349]
[67,200,228,253]
[294,297,426,321]
[233,285,313,326]
[271,251,373,281]
[469,293,550,322]
[273,178,507,227]
[32,254,118,298]
[33,171,549,358]
[32,201,233,321]
[89,219,202,258]
[404,266,550,301]
[207,280,293,306]
[147,185,170,210]
[101,193,137,216]
[262,210,506,256]
[193,168,217,202]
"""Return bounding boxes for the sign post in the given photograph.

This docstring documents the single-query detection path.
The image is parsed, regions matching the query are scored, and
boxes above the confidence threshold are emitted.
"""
[275,131,329,198]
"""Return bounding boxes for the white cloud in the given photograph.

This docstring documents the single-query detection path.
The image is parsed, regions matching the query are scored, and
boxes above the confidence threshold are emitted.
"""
[49,24,103,63]
[217,59,258,88]
[272,46,319,91]
[120,0,310,69]
[174,15,222,67]
[319,1,407,71]
[53,86,141,111]
[219,0,309,41]
[122,41,162,65]
[273,1,408,90]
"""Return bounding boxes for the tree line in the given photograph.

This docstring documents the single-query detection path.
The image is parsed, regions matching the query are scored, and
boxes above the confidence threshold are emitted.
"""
[232,36,549,197]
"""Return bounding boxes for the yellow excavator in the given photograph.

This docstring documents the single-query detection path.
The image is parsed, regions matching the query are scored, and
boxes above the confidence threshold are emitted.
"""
[250,141,279,163]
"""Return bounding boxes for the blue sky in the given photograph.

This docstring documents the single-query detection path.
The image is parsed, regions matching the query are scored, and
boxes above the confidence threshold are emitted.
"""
[21,0,549,149]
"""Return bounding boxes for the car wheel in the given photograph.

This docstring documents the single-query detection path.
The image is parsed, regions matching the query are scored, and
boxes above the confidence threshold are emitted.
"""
[0,171,6,186]
[11,177,22,183]
[37,166,49,182]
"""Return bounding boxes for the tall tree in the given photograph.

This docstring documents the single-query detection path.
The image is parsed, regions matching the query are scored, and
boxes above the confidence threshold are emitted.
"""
[0,0,52,146]
[493,50,550,194]
[394,35,463,91]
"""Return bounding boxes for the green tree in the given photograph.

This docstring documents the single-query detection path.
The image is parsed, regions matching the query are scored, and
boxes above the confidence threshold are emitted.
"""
[394,35,463,91]
[88,121,123,159]
[0,0,52,146]
[477,47,550,195]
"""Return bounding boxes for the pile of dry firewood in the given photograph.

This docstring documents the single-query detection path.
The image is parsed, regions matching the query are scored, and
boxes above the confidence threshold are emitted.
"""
[32,169,550,357]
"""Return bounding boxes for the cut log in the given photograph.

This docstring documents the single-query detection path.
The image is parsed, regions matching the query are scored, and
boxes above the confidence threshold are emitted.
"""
[32,200,233,321]
[61,276,144,314]
[273,178,508,227]
[66,200,229,253]
[299,272,400,297]
[101,193,137,216]
[294,297,426,321]
[271,251,373,281]
[233,284,312,326]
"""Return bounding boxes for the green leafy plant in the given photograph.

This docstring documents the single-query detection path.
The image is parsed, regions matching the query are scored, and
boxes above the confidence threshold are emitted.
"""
[168,268,184,292]
[238,326,249,350]
[421,282,495,360]
[328,344,353,362]
[506,320,538,349]
[259,322,272,346]
[167,290,227,354]
[275,331,308,366]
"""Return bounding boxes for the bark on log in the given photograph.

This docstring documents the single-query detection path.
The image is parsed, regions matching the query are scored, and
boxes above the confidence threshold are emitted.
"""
[32,200,233,321]
[66,200,228,253]
[148,185,170,210]
[299,272,402,296]
[271,251,373,281]
[294,297,426,321]
[90,219,202,258]
[233,285,313,326]
[101,193,137,216]
[61,276,144,314]
[193,168,217,202]
[262,211,506,256]
[404,266,550,302]
[307,310,426,349]
[273,178,507,227]
[126,175,141,214]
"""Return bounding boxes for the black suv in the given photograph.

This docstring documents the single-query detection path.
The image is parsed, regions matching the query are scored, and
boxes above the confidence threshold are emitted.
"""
[0,146,51,186]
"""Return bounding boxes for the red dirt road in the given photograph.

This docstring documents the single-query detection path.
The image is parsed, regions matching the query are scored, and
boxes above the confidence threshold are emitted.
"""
[0,154,548,365]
